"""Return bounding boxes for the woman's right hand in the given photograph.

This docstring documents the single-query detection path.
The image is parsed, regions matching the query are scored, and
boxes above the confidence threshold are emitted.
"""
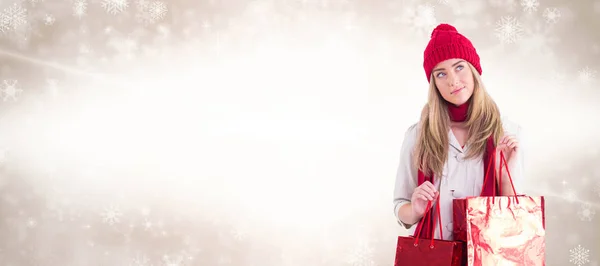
[410,181,439,219]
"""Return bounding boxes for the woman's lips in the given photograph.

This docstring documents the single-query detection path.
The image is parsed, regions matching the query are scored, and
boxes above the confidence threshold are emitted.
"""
[451,87,464,94]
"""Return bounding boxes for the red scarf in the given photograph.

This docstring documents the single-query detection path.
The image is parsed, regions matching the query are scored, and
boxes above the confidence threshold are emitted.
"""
[413,100,498,239]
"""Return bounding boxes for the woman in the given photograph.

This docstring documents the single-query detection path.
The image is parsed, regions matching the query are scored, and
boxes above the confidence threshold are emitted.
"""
[392,23,525,240]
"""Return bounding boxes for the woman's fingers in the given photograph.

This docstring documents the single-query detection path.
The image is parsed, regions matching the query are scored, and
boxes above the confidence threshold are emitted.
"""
[418,185,436,200]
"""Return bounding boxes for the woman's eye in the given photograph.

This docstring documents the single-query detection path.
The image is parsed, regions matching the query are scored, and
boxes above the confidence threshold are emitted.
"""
[456,65,464,71]
[436,72,446,78]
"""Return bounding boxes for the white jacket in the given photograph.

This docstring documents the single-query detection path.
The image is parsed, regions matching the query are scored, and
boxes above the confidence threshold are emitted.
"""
[392,118,525,240]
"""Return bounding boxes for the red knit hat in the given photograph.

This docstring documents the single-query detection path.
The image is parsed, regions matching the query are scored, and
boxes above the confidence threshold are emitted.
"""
[423,23,482,83]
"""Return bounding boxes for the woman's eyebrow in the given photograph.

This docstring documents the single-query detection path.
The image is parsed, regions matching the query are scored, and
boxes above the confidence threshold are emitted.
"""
[432,60,466,72]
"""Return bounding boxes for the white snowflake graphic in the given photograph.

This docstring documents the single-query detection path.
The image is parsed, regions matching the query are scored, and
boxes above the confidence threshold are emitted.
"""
[346,240,376,266]
[437,0,449,5]
[101,0,129,15]
[43,14,55,25]
[543,7,561,24]
[1,79,23,101]
[130,253,151,266]
[578,66,597,83]
[495,16,523,44]
[26,217,37,228]
[101,205,122,225]
[231,227,247,241]
[595,181,600,197]
[577,203,596,221]
[394,4,437,37]
[564,189,578,203]
[162,254,185,266]
[72,0,87,18]
[0,3,27,33]
[142,217,153,231]
[136,0,168,25]
[570,245,590,266]
[520,0,539,14]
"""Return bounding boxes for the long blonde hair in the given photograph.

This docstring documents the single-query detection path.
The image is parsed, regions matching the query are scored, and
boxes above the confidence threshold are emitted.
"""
[413,63,504,177]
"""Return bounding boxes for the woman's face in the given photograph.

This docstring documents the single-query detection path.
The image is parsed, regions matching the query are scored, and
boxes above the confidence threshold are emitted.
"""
[431,59,475,106]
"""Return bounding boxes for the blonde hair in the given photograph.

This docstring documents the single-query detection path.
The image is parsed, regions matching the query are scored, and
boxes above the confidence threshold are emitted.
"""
[413,62,504,177]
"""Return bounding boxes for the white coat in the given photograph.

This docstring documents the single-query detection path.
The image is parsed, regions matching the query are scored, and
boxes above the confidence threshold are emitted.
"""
[392,117,525,240]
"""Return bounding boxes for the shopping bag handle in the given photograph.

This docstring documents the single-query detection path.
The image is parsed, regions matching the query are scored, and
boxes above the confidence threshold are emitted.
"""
[480,148,519,203]
[412,195,443,248]
[498,151,519,203]
[480,147,497,197]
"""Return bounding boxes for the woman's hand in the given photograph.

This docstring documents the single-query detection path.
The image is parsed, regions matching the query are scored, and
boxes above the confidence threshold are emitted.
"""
[497,134,519,166]
[496,133,519,194]
[410,181,439,219]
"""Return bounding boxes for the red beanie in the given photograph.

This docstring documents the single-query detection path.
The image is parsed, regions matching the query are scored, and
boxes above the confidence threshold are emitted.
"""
[423,23,482,83]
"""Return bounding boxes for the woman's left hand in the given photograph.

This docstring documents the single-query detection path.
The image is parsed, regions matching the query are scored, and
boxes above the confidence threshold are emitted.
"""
[497,134,519,168]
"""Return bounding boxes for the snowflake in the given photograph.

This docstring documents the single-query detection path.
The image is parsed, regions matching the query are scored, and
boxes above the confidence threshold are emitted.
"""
[596,181,600,197]
[148,1,168,20]
[142,217,153,231]
[395,3,437,37]
[577,203,596,221]
[0,3,27,33]
[346,240,376,266]
[44,14,55,25]
[130,253,151,266]
[578,66,597,84]
[26,217,37,228]
[495,16,523,44]
[520,0,539,14]
[570,245,590,266]
[231,227,247,241]
[543,7,561,24]
[135,0,167,25]
[564,189,578,203]
[101,0,129,15]
[162,254,184,266]
[73,0,87,18]
[437,0,449,4]
[101,205,122,225]
[1,79,23,101]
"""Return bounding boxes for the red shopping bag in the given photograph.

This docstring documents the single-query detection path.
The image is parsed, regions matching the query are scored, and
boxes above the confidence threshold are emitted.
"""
[452,151,546,266]
[394,197,466,266]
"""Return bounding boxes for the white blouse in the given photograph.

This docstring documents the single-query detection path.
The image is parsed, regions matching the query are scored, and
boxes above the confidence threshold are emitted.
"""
[392,118,525,240]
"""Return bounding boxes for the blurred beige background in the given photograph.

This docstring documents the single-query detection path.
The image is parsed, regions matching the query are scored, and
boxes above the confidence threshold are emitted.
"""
[0,0,598,265]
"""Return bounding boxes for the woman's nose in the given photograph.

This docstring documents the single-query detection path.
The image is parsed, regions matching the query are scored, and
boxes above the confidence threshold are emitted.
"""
[448,75,459,87]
